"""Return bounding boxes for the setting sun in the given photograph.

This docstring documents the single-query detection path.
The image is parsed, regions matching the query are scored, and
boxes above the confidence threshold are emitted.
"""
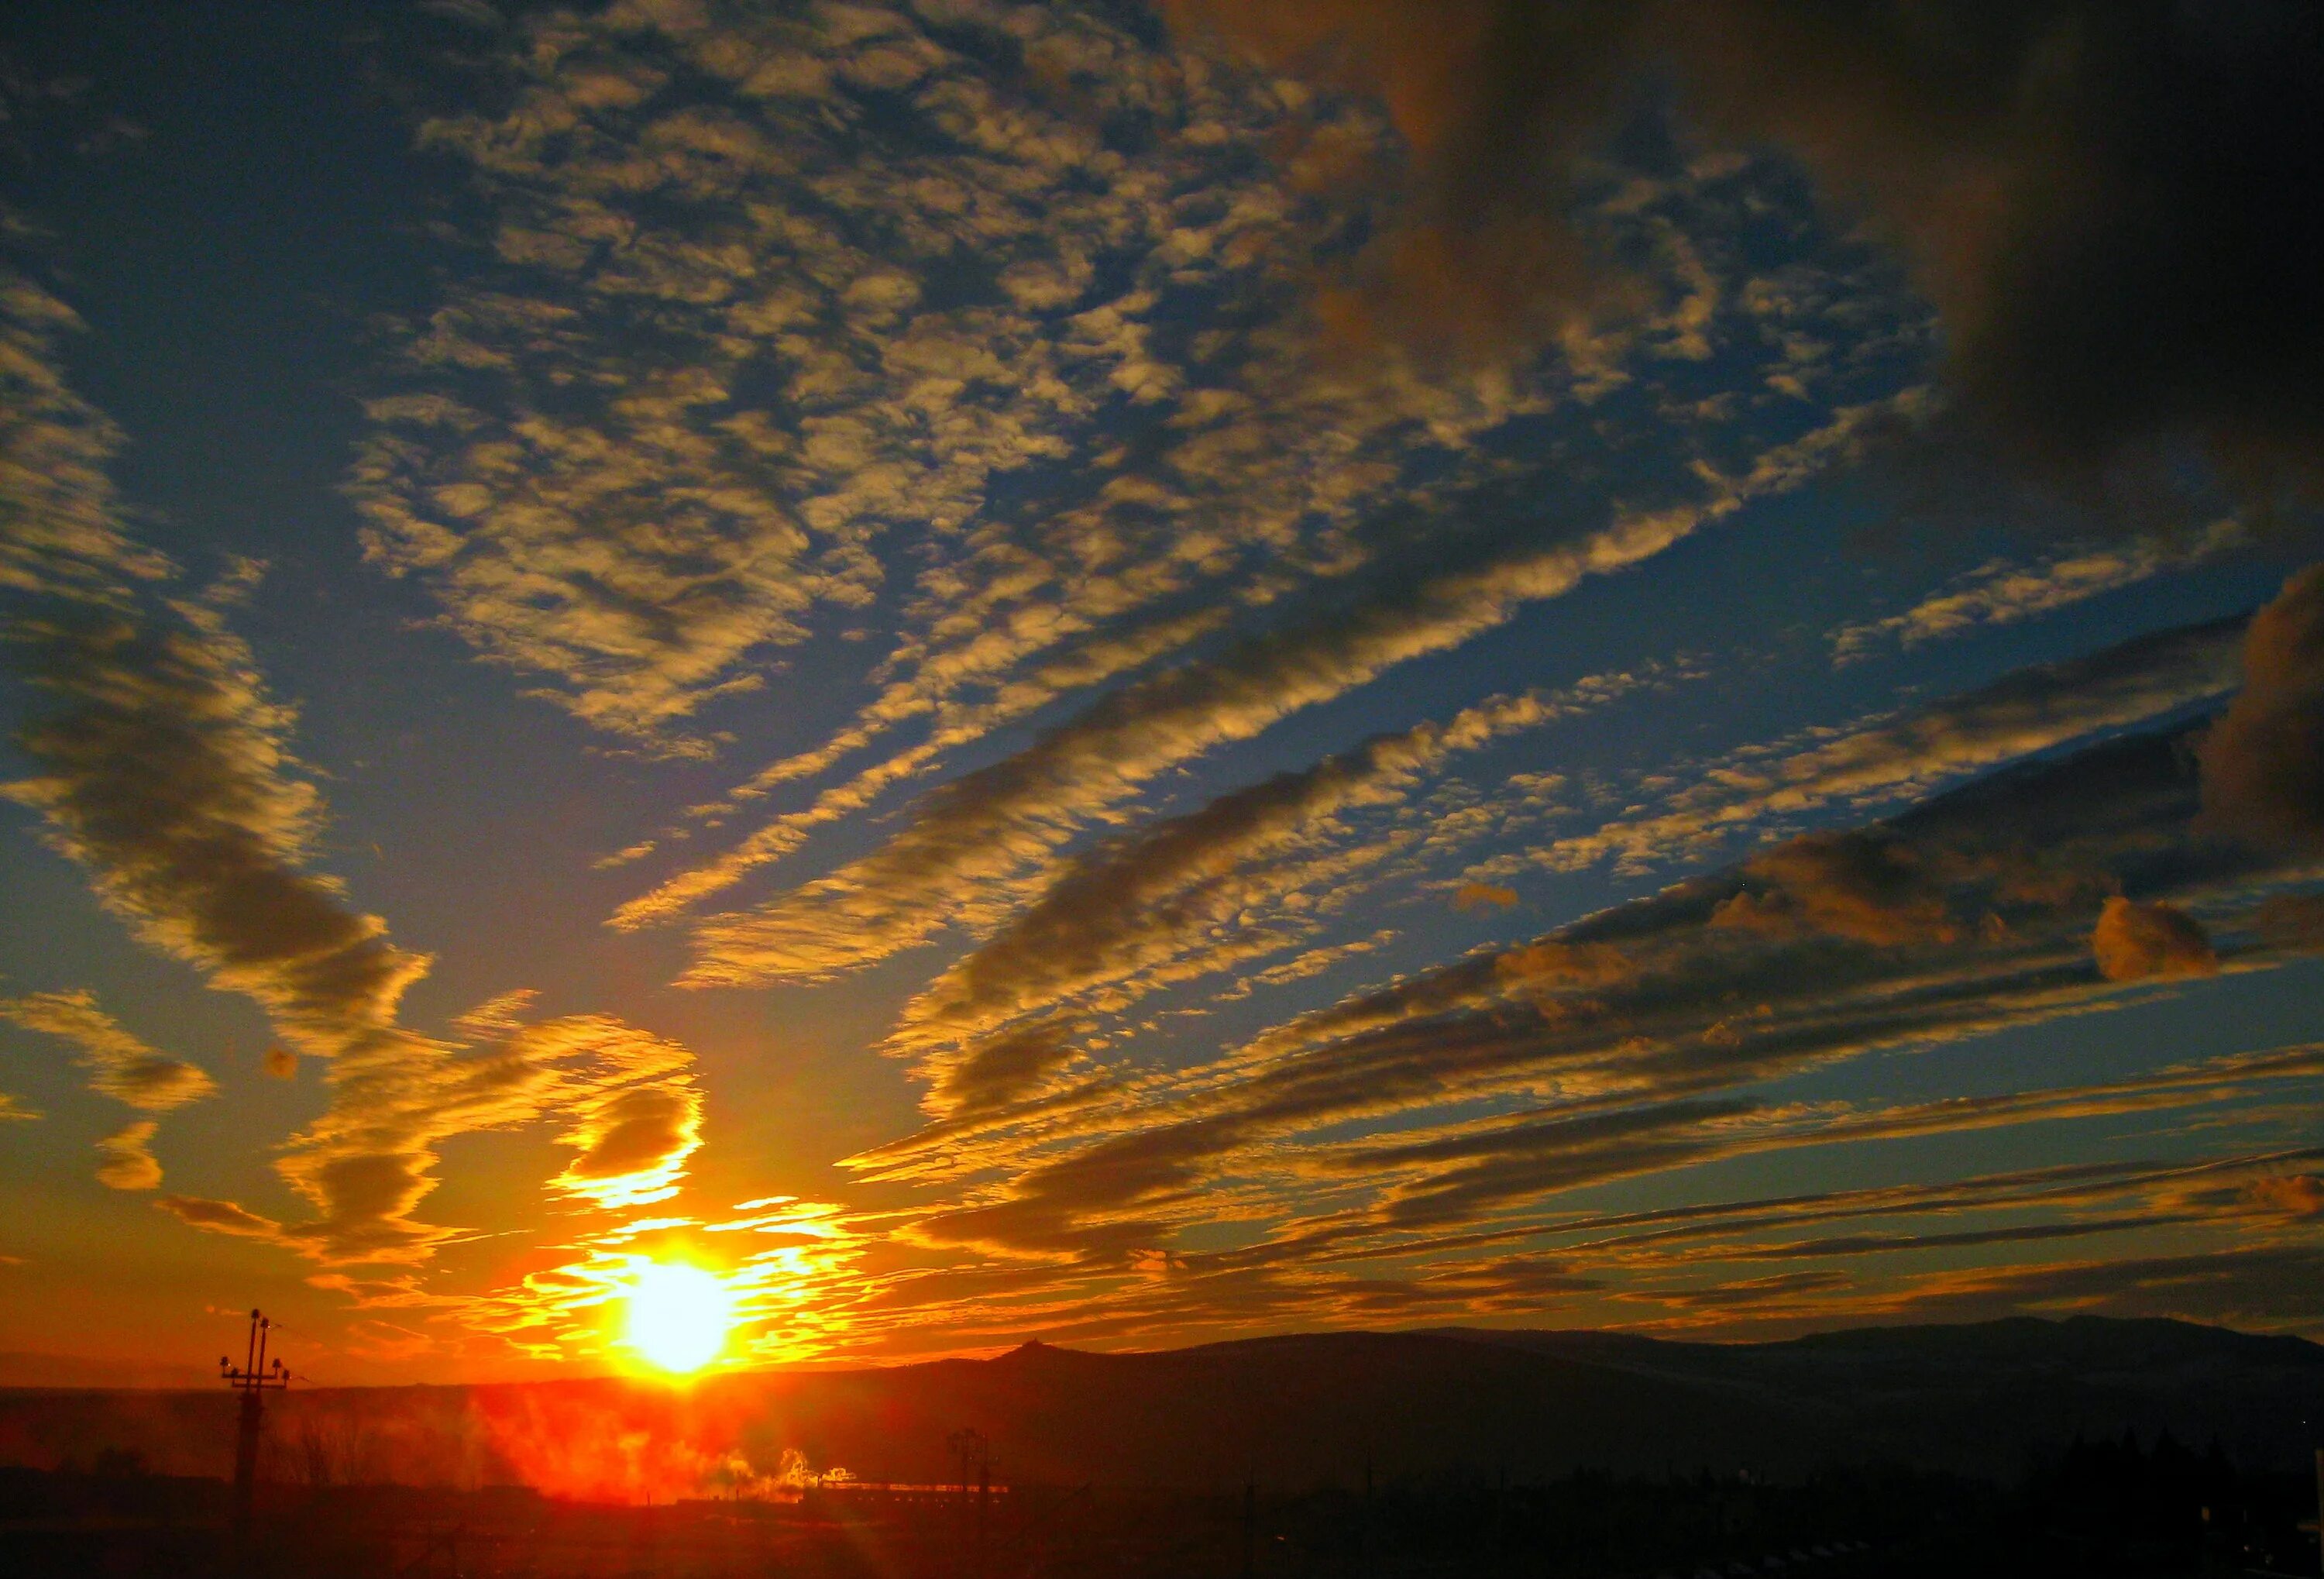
[623,1263,733,1375]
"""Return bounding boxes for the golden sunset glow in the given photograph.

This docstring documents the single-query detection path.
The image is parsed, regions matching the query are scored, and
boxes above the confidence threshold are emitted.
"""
[623,1263,733,1375]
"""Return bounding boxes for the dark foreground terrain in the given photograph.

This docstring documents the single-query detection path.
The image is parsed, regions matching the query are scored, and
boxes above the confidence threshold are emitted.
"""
[2,1440,2318,1579]
[4,1317,2323,1575]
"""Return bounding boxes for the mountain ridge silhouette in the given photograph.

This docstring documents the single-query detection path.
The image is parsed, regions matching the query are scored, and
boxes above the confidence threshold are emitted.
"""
[5,1316,2319,1489]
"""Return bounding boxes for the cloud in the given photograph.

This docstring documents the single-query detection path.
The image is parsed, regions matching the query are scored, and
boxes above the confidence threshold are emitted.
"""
[262,1044,297,1079]
[0,989,214,1109]
[686,401,1897,989]
[1222,928,1400,1000]
[1829,519,2246,663]
[892,1046,2324,1344]
[1078,1136,2324,1342]
[1335,1044,2324,1237]
[883,669,1659,1109]
[5,610,432,1059]
[2091,896,2219,982]
[1862,1245,2324,1332]
[1473,1147,2324,1270]
[868,1112,2324,1345]
[0,1093,36,1123]
[264,1012,707,1263]
[1711,831,1958,948]
[93,1120,161,1191]
[2199,562,2324,851]
[2255,893,2324,953]
[351,0,1435,754]
[552,1078,703,1211]
[1548,612,2246,874]
[156,1194,284,1241]
[682,510,1703,984]
[859,688,2317,1267]
[1166,1,2324,503]
[370,0,1926,997]
[1452,882,1518,912]
[1159,1,1641,364]
[0,270,173,602]
[3,259,710,1265]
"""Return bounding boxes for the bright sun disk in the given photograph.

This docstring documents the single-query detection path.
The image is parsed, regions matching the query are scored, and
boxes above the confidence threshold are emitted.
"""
[624,1261,733,1374]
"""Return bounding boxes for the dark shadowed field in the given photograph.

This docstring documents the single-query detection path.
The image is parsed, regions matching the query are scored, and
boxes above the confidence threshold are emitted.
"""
[5,1318,2324,1576]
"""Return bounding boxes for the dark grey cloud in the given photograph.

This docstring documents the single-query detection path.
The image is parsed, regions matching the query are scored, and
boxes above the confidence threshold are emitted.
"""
[6,611,431,1058]
[2200,563,2324,851]
[2090,896,2218,982]
[1168,0,2324,507]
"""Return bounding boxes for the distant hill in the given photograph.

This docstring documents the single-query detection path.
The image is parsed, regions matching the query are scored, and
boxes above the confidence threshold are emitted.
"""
[4,1317,2320,1496]
[0,1354,216,1392]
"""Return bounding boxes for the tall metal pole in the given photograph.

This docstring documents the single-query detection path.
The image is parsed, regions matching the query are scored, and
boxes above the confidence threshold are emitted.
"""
[221,1309,290,1547]
[977,1460,990,1579]
[1243,1481,1257,1579]
[946,1428,989,1579]
[2313,1447,2323,1579]
[233,1389,262,1531]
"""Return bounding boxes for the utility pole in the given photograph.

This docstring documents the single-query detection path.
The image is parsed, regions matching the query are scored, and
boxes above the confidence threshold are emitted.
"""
[219,1308,290,1546]
[1243,1481,1257,1579]
[978,1457,992,1579]
[947,1428,990,1579]
[947,1426,988,1497]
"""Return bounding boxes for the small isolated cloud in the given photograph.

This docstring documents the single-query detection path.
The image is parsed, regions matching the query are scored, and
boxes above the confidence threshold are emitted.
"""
[262,1045,297,1079]
[449,988,538,1042]
[2239,1174,2324,1221]
[2090,896,2219,983]
[0,989,214,1109]
[2255,893,2324,953]
[156,1193,284,1241]
[2199,562,2324,853]
[93,1120,161,1191]
[553,1080,703,1211]
[1452,882,1518,912]
[0,1092,40,1123]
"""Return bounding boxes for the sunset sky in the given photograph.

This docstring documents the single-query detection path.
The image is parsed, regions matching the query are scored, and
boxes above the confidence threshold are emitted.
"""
[4,0,2323,1385]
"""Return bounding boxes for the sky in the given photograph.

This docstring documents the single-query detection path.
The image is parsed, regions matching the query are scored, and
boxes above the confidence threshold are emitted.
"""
[2,0,2323,1386]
